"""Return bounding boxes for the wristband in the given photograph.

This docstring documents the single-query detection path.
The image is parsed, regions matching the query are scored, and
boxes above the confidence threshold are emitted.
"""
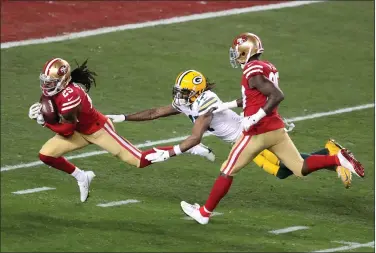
[173,145,182,156]
[123,114,127,121]
[254,108,267,122]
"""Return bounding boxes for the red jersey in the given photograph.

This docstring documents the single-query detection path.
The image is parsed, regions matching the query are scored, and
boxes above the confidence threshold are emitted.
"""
[241,60,284,135]
[53,82,107,135]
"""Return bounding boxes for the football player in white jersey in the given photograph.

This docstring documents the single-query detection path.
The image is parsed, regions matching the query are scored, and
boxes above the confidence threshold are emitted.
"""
[107,70,350,185]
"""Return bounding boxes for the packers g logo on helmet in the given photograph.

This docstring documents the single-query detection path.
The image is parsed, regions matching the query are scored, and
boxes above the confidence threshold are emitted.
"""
[172,70,207,106]
[192,76,203,85]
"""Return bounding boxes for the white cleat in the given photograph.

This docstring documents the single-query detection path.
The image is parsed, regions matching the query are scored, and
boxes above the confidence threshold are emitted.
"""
[180,201,209,225]
[78,171,96,202]
[337,149,365,178]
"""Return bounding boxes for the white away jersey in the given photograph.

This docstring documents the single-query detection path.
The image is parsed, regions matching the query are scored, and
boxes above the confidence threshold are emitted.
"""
[172,90,242,143]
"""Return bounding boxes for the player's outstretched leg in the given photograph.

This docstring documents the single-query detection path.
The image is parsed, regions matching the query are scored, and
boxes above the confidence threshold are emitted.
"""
[39,133,94,202]
[265,142,353,188]
[39,154,95,202]
[325,139,352,188]
[302,148,364,178]
[276,148,328,179]
[181,134,257,225]
[181,173,233,225]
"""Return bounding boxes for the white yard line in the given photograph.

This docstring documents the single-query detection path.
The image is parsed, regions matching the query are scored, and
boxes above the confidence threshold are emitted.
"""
[312,241,375,252]
[1,1,324,49]
[182,212,223,220]
[269,226,309,234]
[1,103,373,173]
[286,103,374,122]
[97,199,140,207]
[12,187,56,195]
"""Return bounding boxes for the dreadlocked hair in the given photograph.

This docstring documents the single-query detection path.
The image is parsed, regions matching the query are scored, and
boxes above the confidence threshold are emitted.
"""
[204,77,216,91]
[71,59,97,93]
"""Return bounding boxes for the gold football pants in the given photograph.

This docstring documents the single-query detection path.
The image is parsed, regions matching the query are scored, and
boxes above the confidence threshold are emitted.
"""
[39,120,143,167]
[221,128,304,177]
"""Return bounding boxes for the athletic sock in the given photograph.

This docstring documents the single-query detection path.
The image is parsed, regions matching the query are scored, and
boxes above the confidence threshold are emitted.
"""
[200,175,233,217]
[304,155,340,174]
[39,154,75,174]
[71,167,86,181]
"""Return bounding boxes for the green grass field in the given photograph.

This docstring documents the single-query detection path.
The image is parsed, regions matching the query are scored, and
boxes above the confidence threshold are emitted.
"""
[1,1,374,252]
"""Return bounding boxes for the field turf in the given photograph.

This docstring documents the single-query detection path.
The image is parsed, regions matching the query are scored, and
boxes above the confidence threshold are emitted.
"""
[1,1,374,252]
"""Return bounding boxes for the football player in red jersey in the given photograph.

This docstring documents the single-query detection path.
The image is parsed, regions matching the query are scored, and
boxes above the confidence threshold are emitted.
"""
[180,33,365,224]
[28,58,161,202]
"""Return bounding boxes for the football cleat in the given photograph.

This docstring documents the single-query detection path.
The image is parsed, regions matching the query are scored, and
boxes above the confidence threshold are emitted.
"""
[78,170,96,202]
[180,201,209,225]
[325,139,353,188]
[325,139,344,155]
[337,149,365,178]
[336,166,352,189]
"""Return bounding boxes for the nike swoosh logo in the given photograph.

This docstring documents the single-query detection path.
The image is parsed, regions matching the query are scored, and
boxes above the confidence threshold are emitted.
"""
[344,171,349,182]
[67,97,73,102]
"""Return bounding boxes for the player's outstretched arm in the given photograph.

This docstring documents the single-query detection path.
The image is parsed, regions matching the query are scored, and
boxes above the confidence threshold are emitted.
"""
[213,98,242,114]
[144,109,214,164]
[106,105,180,123]
[170,110,213,155]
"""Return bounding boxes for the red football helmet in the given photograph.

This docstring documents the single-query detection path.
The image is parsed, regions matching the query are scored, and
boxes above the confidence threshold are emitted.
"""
[40,58,71,96]
[229,33,264,69]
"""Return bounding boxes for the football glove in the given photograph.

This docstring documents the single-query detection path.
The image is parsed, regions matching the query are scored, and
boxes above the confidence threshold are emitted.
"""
[36,113,45,125]
[28,102,42,120]
[106,114,126,123]
[283,118,295,132]
[242,108,266,131]
[145,148,170,163]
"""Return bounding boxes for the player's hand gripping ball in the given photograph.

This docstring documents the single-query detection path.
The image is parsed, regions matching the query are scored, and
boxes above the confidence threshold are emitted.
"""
[40,95,60,124]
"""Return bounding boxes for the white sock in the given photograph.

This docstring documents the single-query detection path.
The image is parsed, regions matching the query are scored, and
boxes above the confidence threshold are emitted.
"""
[71,167,86,182]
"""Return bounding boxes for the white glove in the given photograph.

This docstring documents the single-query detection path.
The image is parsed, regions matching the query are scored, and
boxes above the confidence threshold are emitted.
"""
[213,100,238,114]
[36,113,45,125]
[283,118,295,132]
[242,108,266,131]
[106,114,126,123]
[28,102,42,120]
[145,148,170,163]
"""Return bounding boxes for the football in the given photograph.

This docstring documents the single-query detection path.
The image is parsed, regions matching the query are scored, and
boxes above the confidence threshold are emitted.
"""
[40,95,60,124]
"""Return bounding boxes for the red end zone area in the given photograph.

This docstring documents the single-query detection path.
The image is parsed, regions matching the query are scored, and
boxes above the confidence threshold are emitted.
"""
[1,0,285,42]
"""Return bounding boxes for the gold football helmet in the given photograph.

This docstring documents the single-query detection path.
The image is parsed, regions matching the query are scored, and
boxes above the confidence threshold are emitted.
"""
[40,58,71,96]
[229,33,264,69]
[172,70,207,106]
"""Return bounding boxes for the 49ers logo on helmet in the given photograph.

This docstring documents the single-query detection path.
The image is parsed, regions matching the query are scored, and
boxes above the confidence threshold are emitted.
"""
[234,36,247,46]
[57,65,68,76]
